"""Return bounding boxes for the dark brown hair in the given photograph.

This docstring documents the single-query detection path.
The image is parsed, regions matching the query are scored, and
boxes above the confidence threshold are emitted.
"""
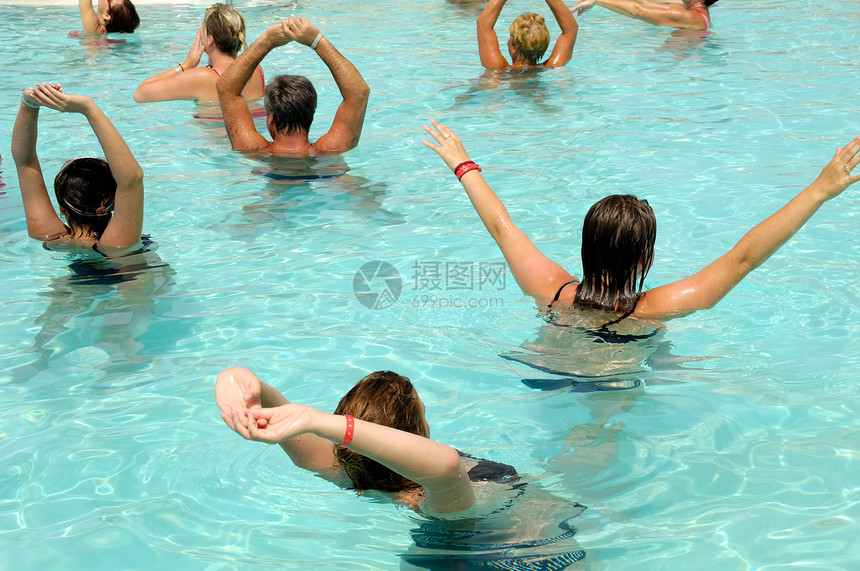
[54,158,116,239]
[333,371,427,494]
[574,195,656,314]
[105,0,140,33]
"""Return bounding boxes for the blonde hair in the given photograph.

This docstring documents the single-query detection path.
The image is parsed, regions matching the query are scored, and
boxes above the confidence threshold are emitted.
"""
[509,12,550,65]
[202,3,247,57]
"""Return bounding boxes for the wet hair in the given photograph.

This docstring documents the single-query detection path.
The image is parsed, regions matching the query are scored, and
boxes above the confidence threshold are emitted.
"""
[202,3,247,58]
[509,12,550,65]
[54,158,116,239]
[105,0,140,33]
[333,371,428,494]
[704,0,718,6]
[574,195,656,315]
[264,75,318,136]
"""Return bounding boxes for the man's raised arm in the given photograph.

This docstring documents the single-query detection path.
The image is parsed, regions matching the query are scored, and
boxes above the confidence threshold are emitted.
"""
[217,22,291,151]
[283,17,370,153]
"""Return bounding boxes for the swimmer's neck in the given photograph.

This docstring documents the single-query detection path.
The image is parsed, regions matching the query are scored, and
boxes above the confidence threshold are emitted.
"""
[270,132,315,155]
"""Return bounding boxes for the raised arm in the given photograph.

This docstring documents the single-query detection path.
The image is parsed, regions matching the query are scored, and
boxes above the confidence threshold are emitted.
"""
[639,137,860,319]
[78,0,103,35]
[544,0,579,67]
[215,367,337,473]
[422,121,574,304]
[571,0,708,30]
[12,88,67,240]
[218,22,292,151]
[231,403,475,514]
[29,85,143,247]
[477,0,510,68]
[282,17,370,153]
[134,29,208,103]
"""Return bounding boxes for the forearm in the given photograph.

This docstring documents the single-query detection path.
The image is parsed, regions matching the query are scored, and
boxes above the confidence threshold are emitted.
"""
[596,0,651,20]
[219,33,272,100]
[312,413,467,489]
[548,0,579,34]
[477,0,507,31]
[259,380,290,408]
[11,104,39,167]
[726,186,827,275]
[83,104,143,188]
[314,38,370,107]
[459,170,517,242]
[78,0,100,33]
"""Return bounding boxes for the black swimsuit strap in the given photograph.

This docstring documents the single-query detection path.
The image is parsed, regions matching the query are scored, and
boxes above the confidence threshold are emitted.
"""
[547,280,578,309]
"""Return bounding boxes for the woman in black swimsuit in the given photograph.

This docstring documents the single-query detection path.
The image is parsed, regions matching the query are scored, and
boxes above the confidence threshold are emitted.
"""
[215,367,514,514]
[12,83,144,255]
[423,120,860,321]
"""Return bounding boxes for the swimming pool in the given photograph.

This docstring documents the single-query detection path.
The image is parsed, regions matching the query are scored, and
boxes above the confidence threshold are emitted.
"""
[1,0,859,568]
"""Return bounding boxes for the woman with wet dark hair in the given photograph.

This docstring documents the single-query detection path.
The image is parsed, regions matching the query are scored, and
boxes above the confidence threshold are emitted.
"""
[78,0,140,35]
[215,367,523,513]
[12,83,144,254]
[422,120,860,321]
[570,0,717,31]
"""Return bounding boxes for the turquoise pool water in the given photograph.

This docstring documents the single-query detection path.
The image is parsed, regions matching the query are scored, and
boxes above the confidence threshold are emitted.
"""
[1,0,859,568]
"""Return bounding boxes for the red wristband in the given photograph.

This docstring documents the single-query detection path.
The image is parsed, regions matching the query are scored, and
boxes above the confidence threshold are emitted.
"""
[340,414,354,447]
[455,162,482,181]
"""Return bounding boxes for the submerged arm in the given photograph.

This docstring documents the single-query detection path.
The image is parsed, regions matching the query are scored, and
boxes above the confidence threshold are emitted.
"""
[422,121,574,304]
[544,0,579,67]
[477,0,510,68]
[640,137,860,319]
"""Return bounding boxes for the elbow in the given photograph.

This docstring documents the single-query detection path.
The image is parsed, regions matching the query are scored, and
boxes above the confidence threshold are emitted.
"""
[132,89,145,103]
[436,447,464,480]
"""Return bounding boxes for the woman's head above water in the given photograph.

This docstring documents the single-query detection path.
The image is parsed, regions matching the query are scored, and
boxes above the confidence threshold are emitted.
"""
[333,371,429,493]
[54,158,116,239]
[576,194,657,314]
[202,3,248,58]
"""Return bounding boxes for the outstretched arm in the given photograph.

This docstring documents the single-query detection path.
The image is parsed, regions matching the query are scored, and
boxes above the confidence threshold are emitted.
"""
[12,88,67,240]
[227,403,475,514]
[639,137,860,319]
[422,121,574,305]
[218,22,293,151]
[28,84,144,247]
[571,0,708,30]
[134,28,208,103]
[282,17,370,153]
[215,367,338,472]
[544,0,579,67]
[477,0,510,68]
[78,0,103,35]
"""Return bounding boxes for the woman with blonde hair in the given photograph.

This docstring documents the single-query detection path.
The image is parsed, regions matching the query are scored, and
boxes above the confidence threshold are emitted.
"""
[134,3,264,108]
[478,0,579,69]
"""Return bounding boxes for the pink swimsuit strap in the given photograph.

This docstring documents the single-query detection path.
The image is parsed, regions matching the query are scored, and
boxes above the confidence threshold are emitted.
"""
[694,8,711,31]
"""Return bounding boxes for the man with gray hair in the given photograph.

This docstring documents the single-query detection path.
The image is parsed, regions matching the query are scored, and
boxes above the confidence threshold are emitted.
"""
[218,17,369,155]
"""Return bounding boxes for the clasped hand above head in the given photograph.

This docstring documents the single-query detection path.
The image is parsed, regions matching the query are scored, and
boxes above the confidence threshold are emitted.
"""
[268,16,321,47]
[22,83,93,114]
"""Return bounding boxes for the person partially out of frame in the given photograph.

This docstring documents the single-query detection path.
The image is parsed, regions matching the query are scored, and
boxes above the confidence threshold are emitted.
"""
[422,120,860,321]
[217,17,370,155]
[570,0,717,31]
[77,0,140,35]
[12,84,144,254]
[478,0,579,69]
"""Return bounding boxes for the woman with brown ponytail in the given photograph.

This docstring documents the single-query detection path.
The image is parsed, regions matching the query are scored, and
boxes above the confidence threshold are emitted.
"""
[133,3,264,108]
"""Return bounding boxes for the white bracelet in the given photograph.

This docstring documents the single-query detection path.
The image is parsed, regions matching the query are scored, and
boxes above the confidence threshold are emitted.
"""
[310,32,323,50]
[175,65,183,74]
[21,96,38,109]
